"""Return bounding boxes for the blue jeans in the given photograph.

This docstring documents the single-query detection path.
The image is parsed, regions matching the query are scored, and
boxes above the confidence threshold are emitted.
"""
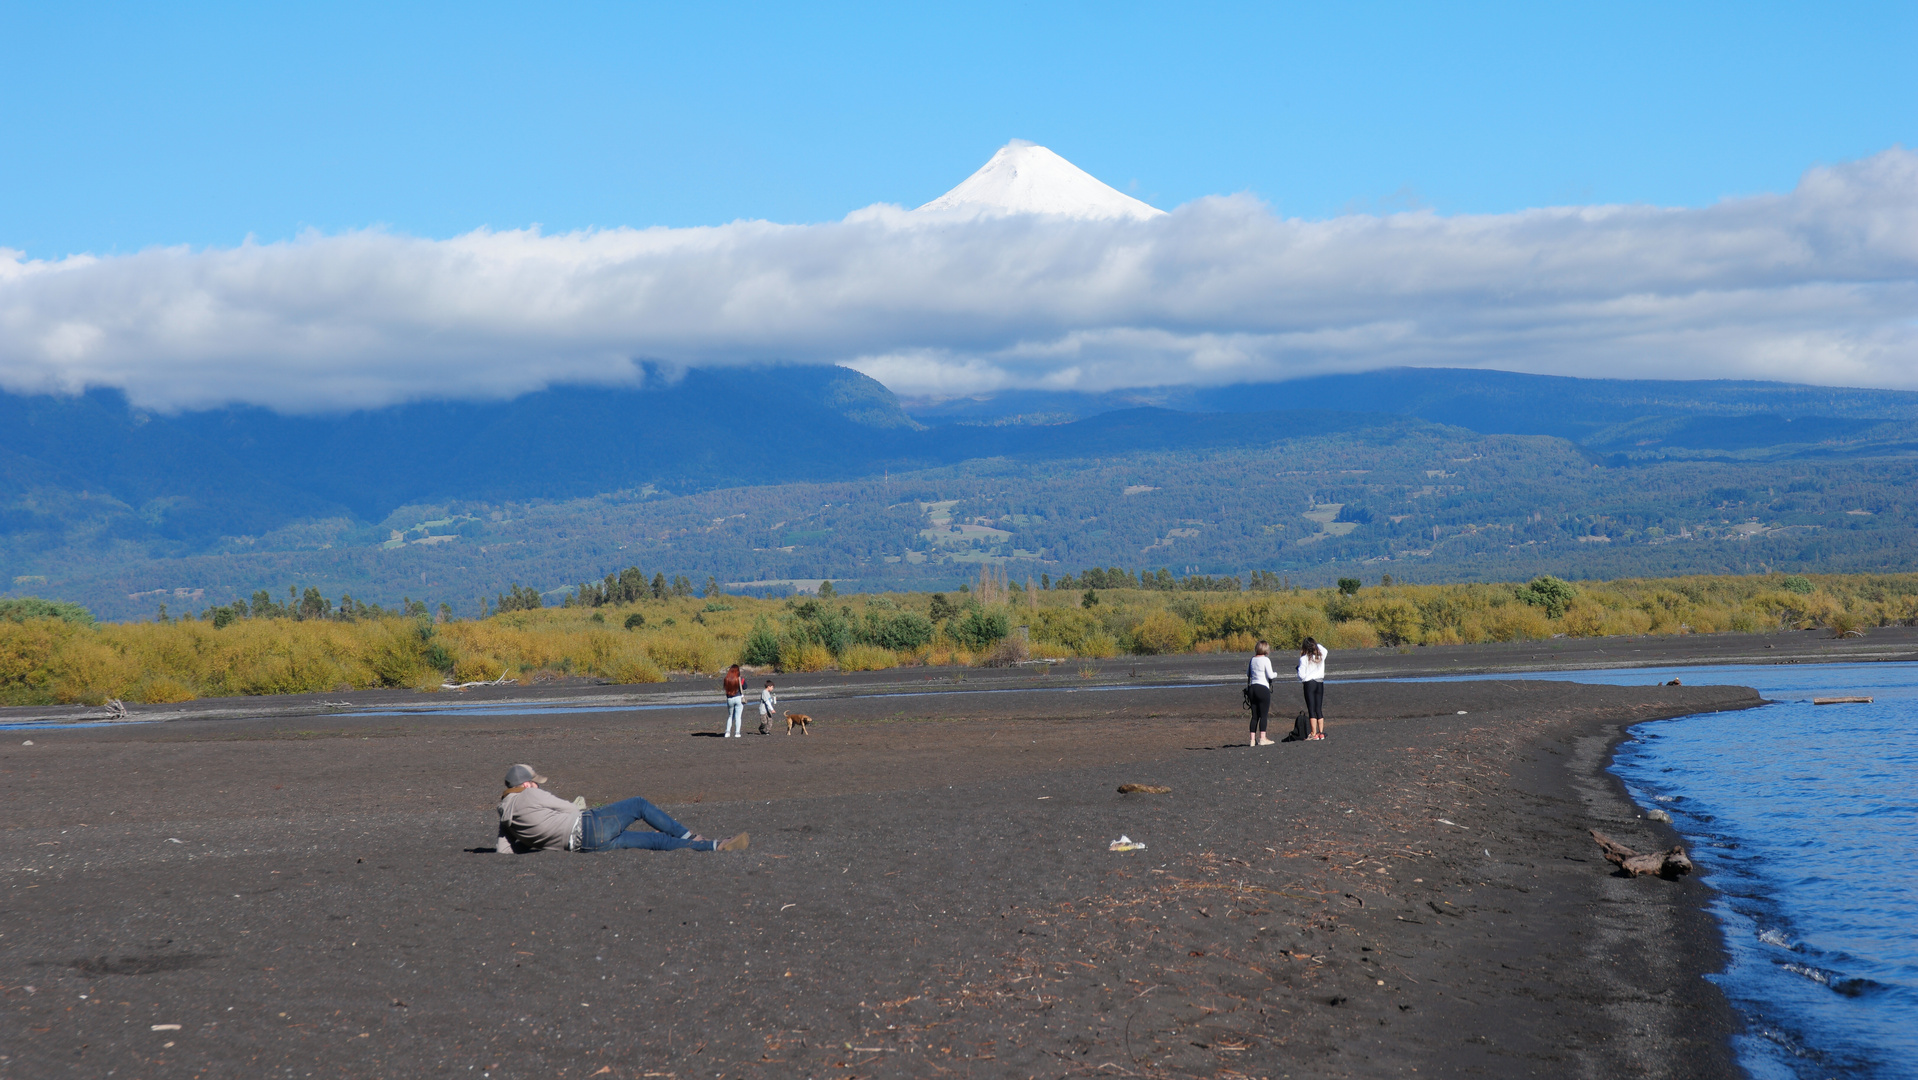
[577,796,716,852]
[724,695,745,737]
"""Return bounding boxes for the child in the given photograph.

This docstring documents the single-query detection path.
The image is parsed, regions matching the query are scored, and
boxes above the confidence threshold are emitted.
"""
[757,680,778,735]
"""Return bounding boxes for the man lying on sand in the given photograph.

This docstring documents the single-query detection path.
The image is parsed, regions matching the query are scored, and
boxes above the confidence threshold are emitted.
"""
[494,763,748,854]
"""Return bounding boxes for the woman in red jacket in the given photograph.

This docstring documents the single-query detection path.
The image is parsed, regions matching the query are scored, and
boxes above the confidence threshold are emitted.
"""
[722,663,746,737]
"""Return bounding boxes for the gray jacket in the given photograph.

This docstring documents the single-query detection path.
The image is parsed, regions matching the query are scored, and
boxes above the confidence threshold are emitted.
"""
[496,786,581,853]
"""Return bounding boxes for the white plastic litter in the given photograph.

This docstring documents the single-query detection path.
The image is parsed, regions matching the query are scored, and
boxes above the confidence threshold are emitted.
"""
[1108,835,1146,852]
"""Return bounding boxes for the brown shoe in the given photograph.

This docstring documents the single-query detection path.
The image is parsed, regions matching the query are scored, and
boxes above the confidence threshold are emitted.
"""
[715,833,750,852]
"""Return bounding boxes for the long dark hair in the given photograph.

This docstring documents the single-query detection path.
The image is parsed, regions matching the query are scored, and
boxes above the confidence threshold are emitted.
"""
[1300,636,1323,659]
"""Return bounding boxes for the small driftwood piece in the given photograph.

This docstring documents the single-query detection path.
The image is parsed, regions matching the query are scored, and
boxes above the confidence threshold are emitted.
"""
[1813,696,1873,705]
[1117,783,1172,795]
[1590,829,1693,879]
[442,670,516,691]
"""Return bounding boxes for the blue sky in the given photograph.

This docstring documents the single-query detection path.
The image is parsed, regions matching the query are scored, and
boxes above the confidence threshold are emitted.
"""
[3,2,1913,257]
[3,3,1916,404]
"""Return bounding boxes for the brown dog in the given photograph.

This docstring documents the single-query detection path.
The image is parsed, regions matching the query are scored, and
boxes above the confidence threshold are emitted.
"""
[784,711,812,735]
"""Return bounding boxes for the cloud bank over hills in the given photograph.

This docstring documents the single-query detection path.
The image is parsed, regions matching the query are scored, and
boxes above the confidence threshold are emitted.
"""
[2,146,1915,413]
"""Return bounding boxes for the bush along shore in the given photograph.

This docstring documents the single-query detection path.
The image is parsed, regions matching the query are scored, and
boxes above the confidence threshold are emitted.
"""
[3,569,1914,706]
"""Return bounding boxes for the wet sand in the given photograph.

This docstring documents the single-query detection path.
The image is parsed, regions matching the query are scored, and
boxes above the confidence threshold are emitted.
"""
[3,628,1907,1077]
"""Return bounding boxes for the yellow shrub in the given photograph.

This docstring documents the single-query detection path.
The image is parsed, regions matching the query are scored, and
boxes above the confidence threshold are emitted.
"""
[131,675,198,704]
[1484,604,1554,642]
[442,622,561,672]
[574,630,625,673]
[1367,599,1424,645]
[1129,611,1194,655]
[360,621,435,688]
[1217,631,1257,653]
[645,631,721,673]
[836,644,898,671]
[1190,598,1310,648]
[1078,631,1120,658]
[227,640,354,696]
[976,636,1033,667]
[50,638,140,704]
[1326,619,1380,649]
[1027,641,1076,661]
[1029,609,1110,655]
[785,643,834,672]
[452,655,509,683]
[0,618,76,703]
[600,653,666,684]
[1558,598,1610,638]
[1595,607,1655,636]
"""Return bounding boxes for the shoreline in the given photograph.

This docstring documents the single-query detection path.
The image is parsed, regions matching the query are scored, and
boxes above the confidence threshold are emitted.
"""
[1563,705,1749,1078]
[1,637,1866,1076]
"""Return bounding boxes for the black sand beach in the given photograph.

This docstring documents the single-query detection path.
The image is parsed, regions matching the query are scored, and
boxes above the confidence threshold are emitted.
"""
[4,628,1911,1078]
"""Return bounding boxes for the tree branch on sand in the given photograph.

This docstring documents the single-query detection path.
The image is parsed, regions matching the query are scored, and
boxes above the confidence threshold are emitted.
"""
[1590,829,1693,878]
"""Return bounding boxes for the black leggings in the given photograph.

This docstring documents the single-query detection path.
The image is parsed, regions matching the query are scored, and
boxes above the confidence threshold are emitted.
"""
[1247,684,1271,733]
[1302,679,1325,720]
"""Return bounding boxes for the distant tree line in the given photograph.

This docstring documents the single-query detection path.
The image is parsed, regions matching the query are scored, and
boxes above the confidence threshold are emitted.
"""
[493,584,546,614]
[560,566,706,610]
[184,586,438,628]
[483,566,726,619]
[1048,566,1261,593]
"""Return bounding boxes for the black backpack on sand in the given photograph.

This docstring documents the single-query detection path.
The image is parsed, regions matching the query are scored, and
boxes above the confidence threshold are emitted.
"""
[1282,709,1310,742]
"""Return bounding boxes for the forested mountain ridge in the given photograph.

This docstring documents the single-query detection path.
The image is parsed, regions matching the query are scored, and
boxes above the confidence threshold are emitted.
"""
[904,367,1918,448]
[4,365,1915,620]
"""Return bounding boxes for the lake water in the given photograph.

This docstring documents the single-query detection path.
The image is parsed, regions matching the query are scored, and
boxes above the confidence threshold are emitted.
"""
[1456,661,1917,1079]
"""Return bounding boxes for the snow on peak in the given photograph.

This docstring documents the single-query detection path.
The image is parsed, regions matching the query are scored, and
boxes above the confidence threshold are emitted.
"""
[916,140,1165,221]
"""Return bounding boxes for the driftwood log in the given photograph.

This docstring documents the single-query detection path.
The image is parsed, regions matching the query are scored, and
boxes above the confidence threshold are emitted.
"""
[1590,829,1693,879]
[1813,696,1873,705]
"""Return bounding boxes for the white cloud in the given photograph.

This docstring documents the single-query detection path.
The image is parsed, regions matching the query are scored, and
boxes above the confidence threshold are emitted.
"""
[2,149,1916,412]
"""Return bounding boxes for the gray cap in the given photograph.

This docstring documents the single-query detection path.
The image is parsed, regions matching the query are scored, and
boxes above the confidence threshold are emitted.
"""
[503,764,547,787]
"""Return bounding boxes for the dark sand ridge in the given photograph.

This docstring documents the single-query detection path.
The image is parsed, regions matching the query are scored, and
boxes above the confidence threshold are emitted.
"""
[0,629,1904,1077]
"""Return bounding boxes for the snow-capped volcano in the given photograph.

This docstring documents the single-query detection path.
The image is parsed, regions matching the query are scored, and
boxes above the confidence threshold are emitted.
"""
[916,140,1165,221]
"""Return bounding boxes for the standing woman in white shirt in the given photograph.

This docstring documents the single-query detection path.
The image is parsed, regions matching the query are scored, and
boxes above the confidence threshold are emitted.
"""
[1246,640,1277,747]
[1298,637,1329,740]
